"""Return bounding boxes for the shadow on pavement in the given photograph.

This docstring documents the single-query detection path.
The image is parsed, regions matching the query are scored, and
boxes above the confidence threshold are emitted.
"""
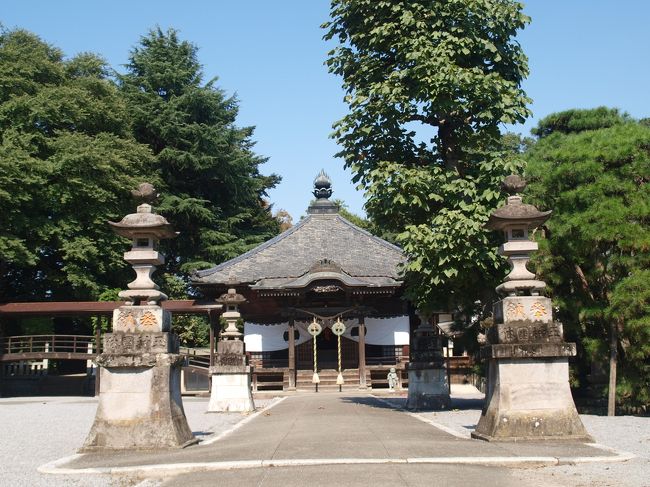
[339,395,484,412]
[451,397,484,410]
[339,396,405,410]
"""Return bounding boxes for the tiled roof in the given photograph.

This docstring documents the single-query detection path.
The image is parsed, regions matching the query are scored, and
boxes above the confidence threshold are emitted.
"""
[192,212,405,288]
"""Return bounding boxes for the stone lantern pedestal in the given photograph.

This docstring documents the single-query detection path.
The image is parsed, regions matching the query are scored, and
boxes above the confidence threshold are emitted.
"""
[207,289,255,412]
[406,315,450,411]
[472,296,590,441]
[84,308,195,450]
[472,176,590,441]
[82,184,195,450]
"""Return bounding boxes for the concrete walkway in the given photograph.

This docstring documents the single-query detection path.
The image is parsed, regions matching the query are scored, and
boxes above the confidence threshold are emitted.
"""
[41,393,632,486]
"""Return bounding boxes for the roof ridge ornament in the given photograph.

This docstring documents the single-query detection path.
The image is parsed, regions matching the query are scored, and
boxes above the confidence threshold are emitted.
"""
[313,169,333,199]
[307,169,339,215]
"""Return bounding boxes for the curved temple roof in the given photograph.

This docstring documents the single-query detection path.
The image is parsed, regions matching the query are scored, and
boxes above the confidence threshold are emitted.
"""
[192,173,405,290]
[192,212,405,289]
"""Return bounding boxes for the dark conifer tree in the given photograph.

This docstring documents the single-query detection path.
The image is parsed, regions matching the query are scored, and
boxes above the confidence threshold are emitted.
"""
[120,28,281,276]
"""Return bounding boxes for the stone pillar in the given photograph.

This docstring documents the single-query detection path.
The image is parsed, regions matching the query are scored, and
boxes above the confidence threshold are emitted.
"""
[406,313,451,410]
[288,318,296,390]
[82,184,195,450]
[358,316,367,389]
[207,288,255,412]
[472,175,590,441]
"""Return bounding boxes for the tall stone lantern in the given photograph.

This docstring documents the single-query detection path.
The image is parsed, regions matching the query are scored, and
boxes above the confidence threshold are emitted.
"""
[207,288,255,412]
[82,184,196,450]
[472,175,590,441]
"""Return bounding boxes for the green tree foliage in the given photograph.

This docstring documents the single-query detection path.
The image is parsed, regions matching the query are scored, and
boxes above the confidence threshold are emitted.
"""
[333,198,397,243]
[0,29,152,301]
[160,274,209,347]
[120,28,281,275]
[324,0,531,313]
[525,108,650,406]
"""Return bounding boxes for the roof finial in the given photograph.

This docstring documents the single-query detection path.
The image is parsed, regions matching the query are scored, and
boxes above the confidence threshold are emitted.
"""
[313,169,333,200]
[307,170,338,215]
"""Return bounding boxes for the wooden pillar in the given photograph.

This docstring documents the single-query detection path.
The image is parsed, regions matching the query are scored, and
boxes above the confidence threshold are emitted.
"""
[94,320,101,397]
[208,310,219,393]
[208,311,217,368]
[288,317,296,390]
[1,321,6,397]
[358,316,367,389]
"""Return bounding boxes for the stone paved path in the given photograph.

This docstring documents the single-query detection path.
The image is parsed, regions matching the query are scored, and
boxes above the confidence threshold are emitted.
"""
[53,393,621,486]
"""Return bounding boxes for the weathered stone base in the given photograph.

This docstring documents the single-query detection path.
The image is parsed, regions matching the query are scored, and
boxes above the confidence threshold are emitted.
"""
[406,366,450,411]
[208,372,255,412]
[472,357,591,442]
[81,356,196,451]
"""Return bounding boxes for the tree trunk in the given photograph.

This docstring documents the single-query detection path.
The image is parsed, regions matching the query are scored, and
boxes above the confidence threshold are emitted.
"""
[607,319,618,416]
[438,122,459,173]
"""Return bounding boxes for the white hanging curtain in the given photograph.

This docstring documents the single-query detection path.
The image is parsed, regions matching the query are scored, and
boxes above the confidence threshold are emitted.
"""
[244,315,410,352]
[340,316,410,346]
[244,322,311,352]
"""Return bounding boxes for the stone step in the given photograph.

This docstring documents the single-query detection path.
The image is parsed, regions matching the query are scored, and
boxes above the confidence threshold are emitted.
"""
[296,369,365,387]
[296,375,360,383]
[296,368,360,375]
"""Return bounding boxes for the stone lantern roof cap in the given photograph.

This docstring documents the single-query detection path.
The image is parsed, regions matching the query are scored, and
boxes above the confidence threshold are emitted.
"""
[216,288,247,306]
[487,199,552,231]
[486,175,551,231]
[109,203,177,239]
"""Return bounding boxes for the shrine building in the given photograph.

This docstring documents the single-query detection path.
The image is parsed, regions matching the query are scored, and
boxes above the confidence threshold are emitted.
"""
[192,171,417,390]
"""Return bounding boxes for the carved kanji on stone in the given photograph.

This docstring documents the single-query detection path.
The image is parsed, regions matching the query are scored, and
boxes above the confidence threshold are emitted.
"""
[140,311,158,329]
[531,302,547,320]
[117,311,137,332]
[506,301,526,320]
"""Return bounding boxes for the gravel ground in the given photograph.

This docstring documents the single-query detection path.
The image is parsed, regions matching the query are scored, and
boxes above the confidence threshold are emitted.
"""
[1,391,648,487]
[398,390,650,487]
[0,395,275,487]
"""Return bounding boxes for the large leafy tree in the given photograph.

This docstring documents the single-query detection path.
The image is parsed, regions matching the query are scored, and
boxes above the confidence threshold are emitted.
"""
[324,0,531,314]
[0,29,152,301]
[120,28,281,276]
[525,108,650,407]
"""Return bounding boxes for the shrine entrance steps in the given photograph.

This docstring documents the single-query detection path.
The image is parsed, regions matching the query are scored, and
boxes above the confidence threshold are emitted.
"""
[295,368,368,390]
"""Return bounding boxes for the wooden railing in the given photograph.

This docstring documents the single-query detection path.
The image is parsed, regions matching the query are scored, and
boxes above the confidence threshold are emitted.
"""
[0,335,97,361]
[179,347,210,369]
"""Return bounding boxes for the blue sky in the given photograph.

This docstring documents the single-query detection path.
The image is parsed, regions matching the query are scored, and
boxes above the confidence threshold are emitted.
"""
[3,1,649,220]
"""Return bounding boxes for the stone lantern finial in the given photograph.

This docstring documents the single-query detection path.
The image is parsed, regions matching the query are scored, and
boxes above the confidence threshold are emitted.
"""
[487,175,551,296]
[502,174,527,195]
[130,182,158,203]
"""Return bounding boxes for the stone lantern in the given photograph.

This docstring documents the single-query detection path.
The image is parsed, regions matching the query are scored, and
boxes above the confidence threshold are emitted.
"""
[82,183,196,450]
[406,311,451,411]
[207,288,255,412]
[472,175,590,441]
